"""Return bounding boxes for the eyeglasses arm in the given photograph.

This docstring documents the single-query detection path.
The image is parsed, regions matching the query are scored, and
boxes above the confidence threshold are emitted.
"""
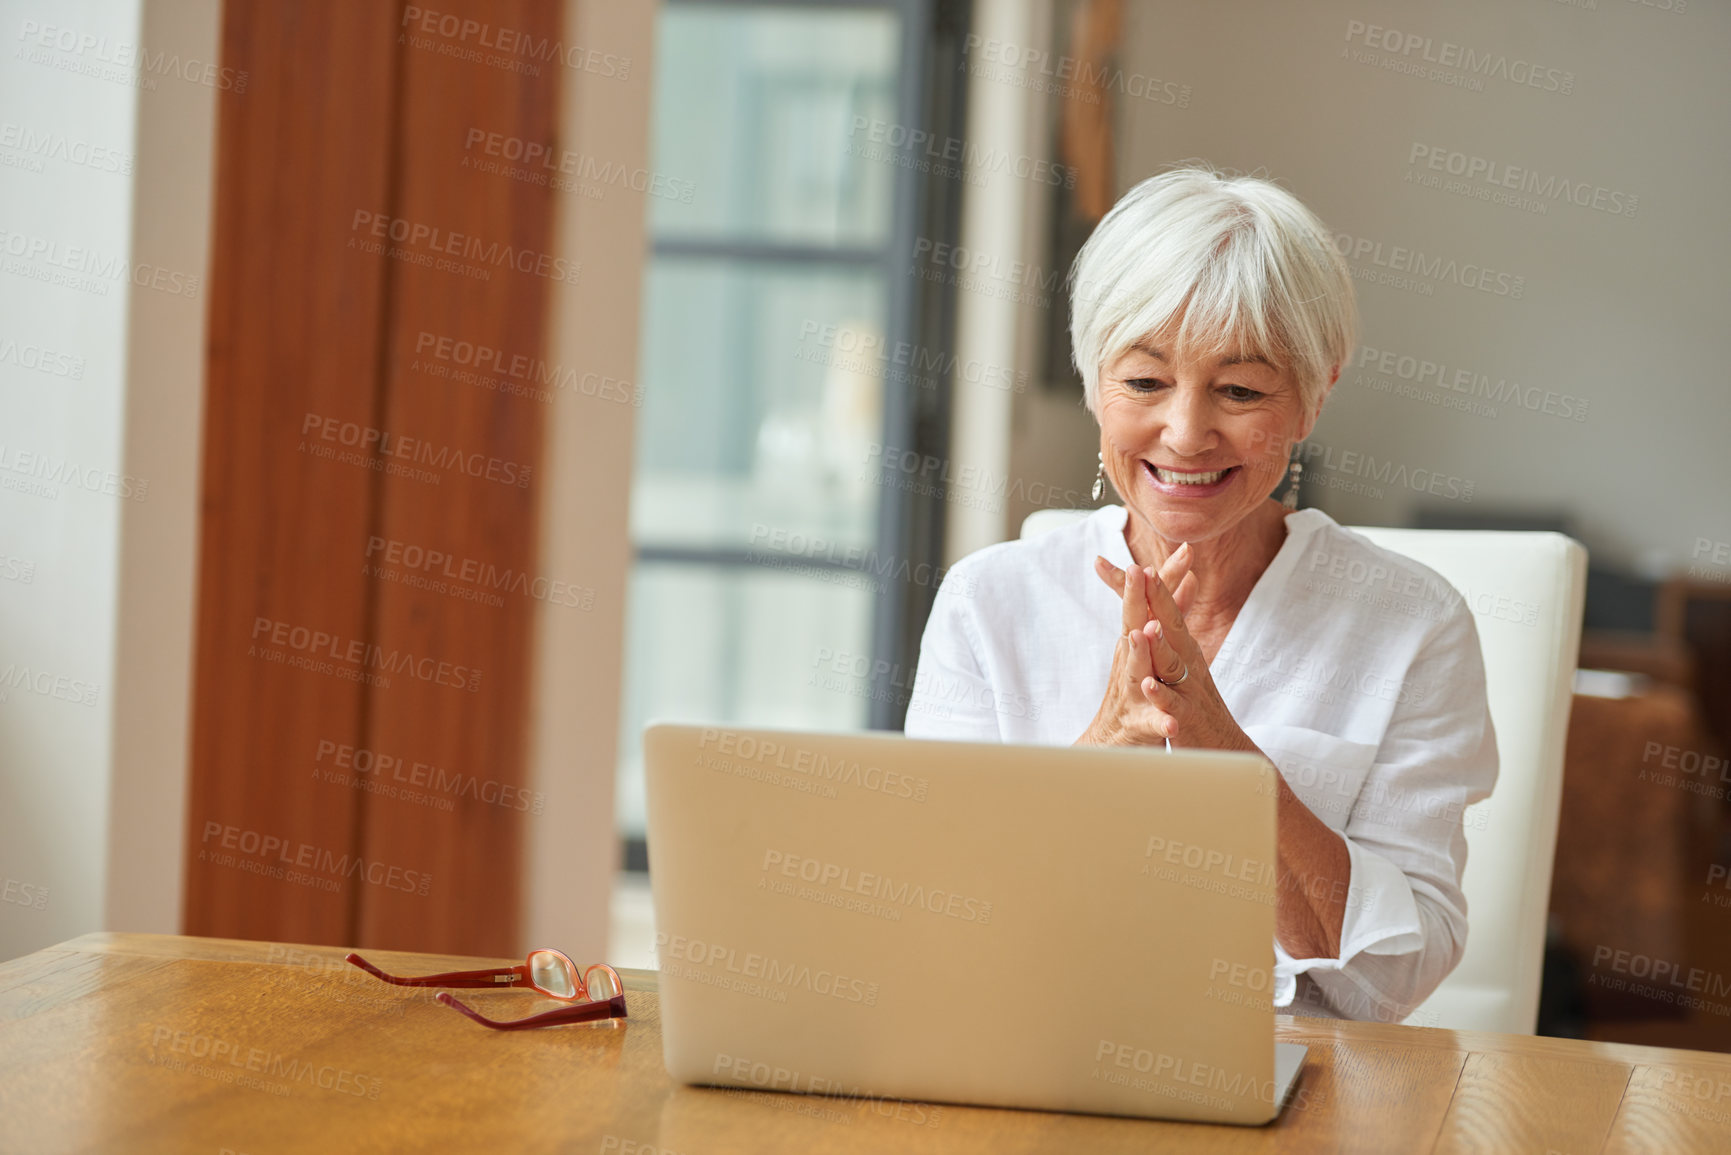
[436,992,629,1030]
[346,952,528,989]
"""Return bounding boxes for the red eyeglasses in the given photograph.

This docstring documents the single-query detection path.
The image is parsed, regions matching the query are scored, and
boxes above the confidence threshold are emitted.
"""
[345,949,627,1030]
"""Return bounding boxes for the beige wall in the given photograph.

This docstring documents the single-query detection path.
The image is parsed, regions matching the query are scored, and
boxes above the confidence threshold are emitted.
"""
[522,0,657,961]
[106,0,219,937]
[0,0,217,961]
[999,0,1730,572]
[946,0,1056,561]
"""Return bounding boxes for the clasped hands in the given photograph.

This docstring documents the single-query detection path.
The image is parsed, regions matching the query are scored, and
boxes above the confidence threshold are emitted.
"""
[1077,544,1256,753]
[1077,544,1353,958]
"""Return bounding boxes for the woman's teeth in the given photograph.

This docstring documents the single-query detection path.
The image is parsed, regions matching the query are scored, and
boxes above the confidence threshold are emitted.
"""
[1153,466,1230,485]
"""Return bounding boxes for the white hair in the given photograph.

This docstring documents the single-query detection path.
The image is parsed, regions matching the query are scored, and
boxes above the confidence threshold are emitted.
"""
[1068,165,1356,419]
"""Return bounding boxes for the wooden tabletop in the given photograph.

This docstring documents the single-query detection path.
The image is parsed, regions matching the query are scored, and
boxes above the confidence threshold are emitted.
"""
[3,934,1729,1153]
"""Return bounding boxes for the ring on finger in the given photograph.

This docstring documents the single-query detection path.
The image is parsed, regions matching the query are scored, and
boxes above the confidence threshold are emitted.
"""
[1154,661,1189,687]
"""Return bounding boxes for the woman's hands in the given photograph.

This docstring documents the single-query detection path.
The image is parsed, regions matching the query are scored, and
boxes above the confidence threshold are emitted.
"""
[1075,544,1352,959]
[1078,546,1349,957]
[1075,544,1352,958]
[1075,546,1256,753]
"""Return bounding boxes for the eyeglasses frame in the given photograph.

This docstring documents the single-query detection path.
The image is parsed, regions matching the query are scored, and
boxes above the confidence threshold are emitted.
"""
[344,950,628,1030]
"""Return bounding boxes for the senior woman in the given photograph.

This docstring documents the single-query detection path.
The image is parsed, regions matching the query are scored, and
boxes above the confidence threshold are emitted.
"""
[903,167,1498,1023]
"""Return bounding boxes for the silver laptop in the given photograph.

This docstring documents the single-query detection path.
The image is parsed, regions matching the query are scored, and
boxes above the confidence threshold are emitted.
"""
[643,722,1308,1126]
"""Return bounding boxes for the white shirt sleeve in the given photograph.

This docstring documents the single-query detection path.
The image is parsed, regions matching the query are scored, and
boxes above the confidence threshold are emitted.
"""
[902,567,1004,743]
[1265,603,1499,1020]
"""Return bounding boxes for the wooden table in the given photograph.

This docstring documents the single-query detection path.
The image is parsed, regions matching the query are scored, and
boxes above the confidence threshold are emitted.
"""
[5,934,1731,1153]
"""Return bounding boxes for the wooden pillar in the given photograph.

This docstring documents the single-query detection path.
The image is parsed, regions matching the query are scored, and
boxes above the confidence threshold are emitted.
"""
[187,0,563,955]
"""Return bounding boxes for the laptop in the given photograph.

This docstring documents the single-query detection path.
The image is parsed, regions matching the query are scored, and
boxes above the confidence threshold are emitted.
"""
[642,722,1308,1126]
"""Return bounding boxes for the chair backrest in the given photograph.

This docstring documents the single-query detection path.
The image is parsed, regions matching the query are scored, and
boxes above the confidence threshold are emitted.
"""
[1019,509,1587,1034]
[1020,507,1092,543]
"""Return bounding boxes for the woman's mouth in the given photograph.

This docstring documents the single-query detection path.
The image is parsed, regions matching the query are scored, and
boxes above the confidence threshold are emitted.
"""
[1141,461,1240,497]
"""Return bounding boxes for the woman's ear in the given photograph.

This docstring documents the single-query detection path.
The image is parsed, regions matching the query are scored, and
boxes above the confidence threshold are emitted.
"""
[1319,362,1340,404]
[1296,363,1340,443]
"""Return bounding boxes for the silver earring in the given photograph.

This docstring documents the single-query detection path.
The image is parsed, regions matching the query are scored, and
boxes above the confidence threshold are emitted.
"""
[1092,451,1105,502]
[1282,447,1303,511]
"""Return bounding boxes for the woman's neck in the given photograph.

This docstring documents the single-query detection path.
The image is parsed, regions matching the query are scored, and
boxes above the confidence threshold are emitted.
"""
[1123,499,1291,629]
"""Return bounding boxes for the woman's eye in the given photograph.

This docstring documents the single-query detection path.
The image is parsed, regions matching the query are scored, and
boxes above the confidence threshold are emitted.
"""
[1124,377,1166,393]
[1221,384,1264,402]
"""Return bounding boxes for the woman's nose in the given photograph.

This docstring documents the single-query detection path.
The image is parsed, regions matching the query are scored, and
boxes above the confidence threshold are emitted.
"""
[1159,387,1217,456]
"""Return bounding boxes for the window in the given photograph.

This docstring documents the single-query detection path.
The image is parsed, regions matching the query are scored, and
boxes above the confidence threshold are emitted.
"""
[616,0,966,852]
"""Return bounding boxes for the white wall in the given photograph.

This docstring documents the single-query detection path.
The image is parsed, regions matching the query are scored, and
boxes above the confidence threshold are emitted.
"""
[998,0,1731,573]
[106,0,217,937]
[522,0,657,963]
[945,0,1055,562]
[0,0,216,960]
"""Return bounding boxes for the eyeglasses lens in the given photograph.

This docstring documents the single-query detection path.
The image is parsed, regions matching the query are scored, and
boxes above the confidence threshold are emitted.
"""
[584,966,623,1002]
[529,950,579,999]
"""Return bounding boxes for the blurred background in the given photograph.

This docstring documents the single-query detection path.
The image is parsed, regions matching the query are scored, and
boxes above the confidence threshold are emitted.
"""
[2,0,1728,1052]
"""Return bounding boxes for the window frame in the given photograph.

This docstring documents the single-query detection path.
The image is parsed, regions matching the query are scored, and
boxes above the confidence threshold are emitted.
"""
[630,0,970,741]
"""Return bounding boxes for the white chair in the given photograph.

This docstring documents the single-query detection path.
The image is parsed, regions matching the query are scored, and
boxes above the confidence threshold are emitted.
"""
[1019,508,1587,1035]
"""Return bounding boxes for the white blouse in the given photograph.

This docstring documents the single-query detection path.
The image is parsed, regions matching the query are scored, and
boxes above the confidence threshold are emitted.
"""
[903,504,1498,1021]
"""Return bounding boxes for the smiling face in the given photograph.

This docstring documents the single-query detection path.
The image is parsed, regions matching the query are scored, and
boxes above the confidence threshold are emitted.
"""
[1097,336,1321,547]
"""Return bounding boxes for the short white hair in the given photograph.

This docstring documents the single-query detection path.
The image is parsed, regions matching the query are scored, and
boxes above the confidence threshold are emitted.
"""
[1068,165,1356,418]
